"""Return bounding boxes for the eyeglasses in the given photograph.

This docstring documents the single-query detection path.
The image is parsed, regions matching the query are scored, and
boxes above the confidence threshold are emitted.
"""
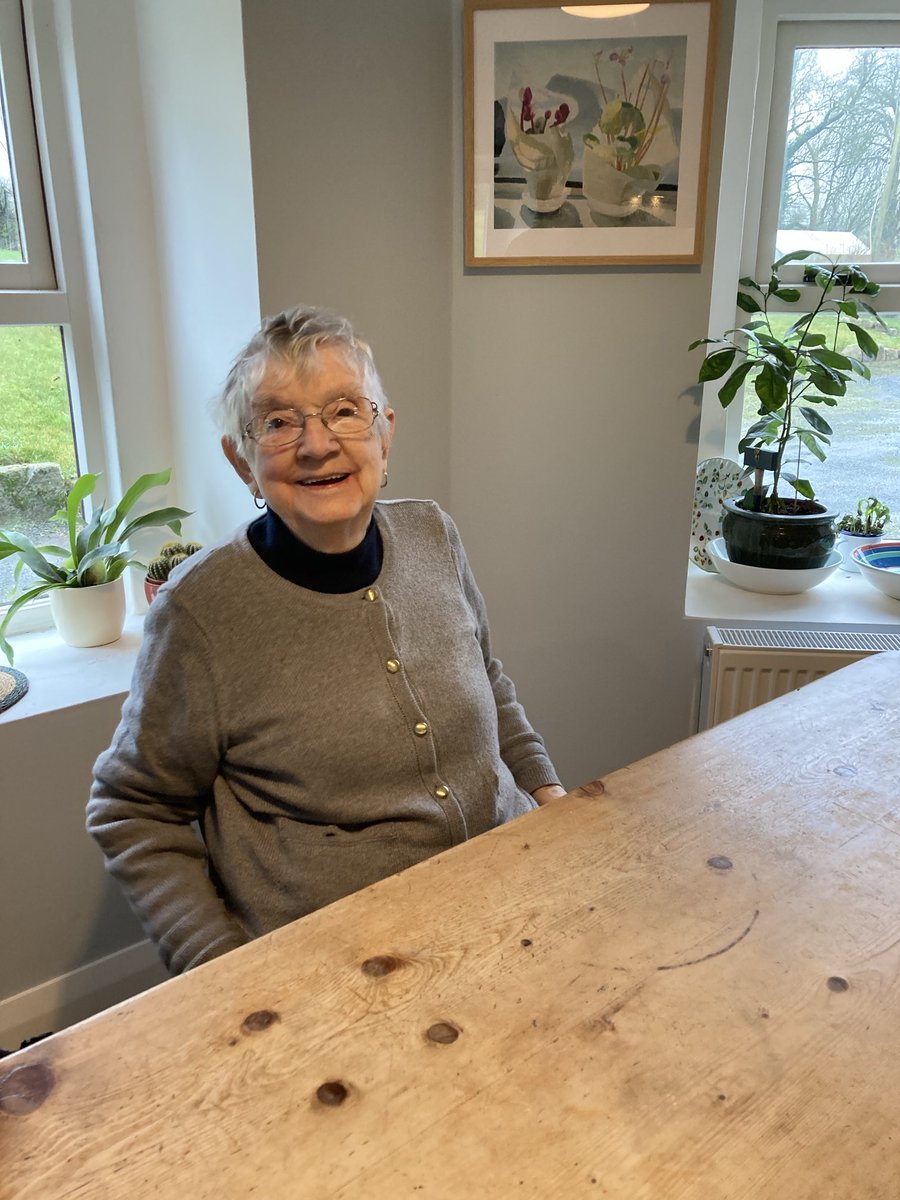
[243,397,379,450]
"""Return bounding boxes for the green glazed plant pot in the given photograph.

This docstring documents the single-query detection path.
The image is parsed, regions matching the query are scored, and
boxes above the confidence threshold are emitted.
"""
[721,497,838,570]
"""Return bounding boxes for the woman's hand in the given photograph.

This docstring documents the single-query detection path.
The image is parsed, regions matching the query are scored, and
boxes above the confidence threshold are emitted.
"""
[531,784,567,807]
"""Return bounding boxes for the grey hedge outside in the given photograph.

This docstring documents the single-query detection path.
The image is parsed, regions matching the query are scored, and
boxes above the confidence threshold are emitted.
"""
[87,500,561,975]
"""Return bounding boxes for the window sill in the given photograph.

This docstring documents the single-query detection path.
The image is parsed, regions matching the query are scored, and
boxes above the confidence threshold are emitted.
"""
[0,615,144,724]
[685,563,900,628]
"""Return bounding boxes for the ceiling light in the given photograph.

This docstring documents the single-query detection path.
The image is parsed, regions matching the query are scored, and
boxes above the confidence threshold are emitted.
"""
[561,4,650,17]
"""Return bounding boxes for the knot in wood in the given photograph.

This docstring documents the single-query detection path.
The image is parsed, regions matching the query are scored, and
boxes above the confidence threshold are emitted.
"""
[316,1080,349,1106]
[707,855,733,871]
[827,976,850,992]
[832,764,858,778]
[361,955,402,977]
[241,1009,280,1034]
[426,1021,460,1045]
[0,1062,55,1116]
[521,938,533,947]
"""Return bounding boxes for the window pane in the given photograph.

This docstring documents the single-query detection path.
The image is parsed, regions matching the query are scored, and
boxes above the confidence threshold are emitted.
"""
[0,325,79,598]
[741,311,900,535]
[0,52,23,264]
[777,46,900,264]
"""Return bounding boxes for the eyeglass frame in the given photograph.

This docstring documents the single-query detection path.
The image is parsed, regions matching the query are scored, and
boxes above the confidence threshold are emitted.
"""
[242,397,380,450]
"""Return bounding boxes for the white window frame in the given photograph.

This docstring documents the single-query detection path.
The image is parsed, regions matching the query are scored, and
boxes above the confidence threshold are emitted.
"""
[0,0,108,635]
[697,0,900,465]
[0,0,53,289]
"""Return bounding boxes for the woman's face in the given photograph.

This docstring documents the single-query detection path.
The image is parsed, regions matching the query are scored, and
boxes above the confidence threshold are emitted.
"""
[224,346,394,553]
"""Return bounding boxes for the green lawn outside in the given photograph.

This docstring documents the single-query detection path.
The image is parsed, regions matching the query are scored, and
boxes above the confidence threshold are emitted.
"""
[0,247,22,262]
[0,324,78,481]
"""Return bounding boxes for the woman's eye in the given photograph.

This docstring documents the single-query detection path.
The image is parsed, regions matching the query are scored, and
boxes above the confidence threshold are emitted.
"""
[332,400,358,418]
[262,412,293,431]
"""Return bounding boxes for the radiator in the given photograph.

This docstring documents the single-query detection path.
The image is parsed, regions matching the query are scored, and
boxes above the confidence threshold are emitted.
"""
[699,626,900,729]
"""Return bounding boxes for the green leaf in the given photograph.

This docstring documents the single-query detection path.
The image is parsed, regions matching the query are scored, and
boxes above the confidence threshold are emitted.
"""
[806,368,846,396]
[814,270,835,293]
[754,362,788,412]
[808,347,852,371]
[773,287,801,302]
[798,407,833,435]
[785,314,815,338]
[837,300,859,318]
[782,474,816,500]
[738,276,760,289]
[104,469,172,544]
[117,506,191,544]
[688,337,720,351]
[797,429,827,462]
[772,249,813,269]
[847,322,879,359]
[0,583,65,665]
[799,333,827,347]
[64,474,98,559]
[736,291,762,314]
[0,531,68,584]
[716,359,755,408]
[863,280,880,295]
[699,347,737,382]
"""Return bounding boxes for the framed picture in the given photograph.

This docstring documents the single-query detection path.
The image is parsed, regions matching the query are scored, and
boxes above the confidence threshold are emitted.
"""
[464,0,718,267]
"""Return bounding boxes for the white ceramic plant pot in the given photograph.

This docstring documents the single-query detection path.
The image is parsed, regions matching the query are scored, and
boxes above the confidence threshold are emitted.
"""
[837,531,884,573]
[49,577,126,648]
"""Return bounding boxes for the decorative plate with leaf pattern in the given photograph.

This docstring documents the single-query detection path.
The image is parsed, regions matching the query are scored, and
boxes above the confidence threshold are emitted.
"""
[691,458,751,571]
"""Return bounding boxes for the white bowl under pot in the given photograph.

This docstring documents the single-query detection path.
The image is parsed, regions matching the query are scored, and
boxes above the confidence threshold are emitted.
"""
[48,577,127,648]
[837,531,884,573]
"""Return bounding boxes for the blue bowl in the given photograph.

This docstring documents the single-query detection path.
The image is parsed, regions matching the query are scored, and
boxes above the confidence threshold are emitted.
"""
[852,540,900,600]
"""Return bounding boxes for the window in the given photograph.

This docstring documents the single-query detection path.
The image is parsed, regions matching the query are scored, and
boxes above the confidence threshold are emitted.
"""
[734,12,900,534]
[0,1,84,617]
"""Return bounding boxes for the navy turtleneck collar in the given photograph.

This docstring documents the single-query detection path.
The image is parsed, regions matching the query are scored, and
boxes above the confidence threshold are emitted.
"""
[247,507,382,594]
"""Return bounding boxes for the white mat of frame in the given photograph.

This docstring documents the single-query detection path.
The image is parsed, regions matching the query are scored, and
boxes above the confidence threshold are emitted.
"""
[0,939,168,1052]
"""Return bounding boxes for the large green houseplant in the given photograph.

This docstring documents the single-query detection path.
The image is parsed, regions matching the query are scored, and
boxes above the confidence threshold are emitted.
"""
[691,251,886,568]
[0,468,190,663]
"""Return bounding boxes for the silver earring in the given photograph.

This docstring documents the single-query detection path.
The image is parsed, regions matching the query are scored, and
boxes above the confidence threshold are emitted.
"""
[381,470,388,489]
[253,494,266,510]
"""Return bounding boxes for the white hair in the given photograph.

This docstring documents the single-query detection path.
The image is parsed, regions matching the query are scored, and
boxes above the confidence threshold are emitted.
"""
[213,305,389,447]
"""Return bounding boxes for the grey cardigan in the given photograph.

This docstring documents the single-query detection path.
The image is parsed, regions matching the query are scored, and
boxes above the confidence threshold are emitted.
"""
[88,500,561,974]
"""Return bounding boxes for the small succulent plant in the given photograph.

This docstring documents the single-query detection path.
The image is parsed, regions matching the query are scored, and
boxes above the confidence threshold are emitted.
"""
[146,540,202,583]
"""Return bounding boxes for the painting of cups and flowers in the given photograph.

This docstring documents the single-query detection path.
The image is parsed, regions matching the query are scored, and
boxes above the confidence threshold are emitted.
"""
[465,0,718,267]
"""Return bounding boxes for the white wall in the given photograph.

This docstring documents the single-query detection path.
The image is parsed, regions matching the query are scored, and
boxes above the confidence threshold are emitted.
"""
[242,0,734,786]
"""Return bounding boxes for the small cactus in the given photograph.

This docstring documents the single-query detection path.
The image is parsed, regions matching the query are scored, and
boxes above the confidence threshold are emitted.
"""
[145,540,202,585]
[146,556,170,582]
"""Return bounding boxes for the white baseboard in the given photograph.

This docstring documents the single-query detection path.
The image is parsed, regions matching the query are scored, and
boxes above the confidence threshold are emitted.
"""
[0,940,169,1051]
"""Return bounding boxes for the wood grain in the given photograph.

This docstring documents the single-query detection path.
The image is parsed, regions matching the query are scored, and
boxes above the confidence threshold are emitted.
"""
[3,654,899,1198]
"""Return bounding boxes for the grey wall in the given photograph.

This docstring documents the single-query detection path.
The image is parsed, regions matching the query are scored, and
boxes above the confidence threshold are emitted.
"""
[243,0,735,787]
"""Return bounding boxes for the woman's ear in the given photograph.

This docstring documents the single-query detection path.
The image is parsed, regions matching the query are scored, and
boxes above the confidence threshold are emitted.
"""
[222,436,256,489]
[380,407,396,463]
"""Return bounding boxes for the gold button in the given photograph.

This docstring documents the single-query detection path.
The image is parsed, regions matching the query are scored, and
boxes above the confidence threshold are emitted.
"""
[365,588,377,602]
[386,658,400,673]
[414,721,428,736]
[435,786,448,799]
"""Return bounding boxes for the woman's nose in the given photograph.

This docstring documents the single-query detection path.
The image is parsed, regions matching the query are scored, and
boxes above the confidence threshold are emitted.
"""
[295,412,340,455]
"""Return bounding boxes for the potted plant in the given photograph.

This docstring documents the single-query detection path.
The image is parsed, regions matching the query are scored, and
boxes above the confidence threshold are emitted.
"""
[0,468,190,663]
[835,496,891,572]
[690,251,887,569]
[144,539,202,603]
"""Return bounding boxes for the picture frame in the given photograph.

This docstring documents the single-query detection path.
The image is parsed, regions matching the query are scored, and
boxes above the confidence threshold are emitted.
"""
[464,0,718,267]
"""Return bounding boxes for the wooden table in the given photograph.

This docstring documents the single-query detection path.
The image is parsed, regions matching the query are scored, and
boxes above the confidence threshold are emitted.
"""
[3,654,899,1198]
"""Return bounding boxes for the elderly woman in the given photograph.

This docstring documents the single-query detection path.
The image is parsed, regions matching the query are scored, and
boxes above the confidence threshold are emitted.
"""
[87,306,565,975]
